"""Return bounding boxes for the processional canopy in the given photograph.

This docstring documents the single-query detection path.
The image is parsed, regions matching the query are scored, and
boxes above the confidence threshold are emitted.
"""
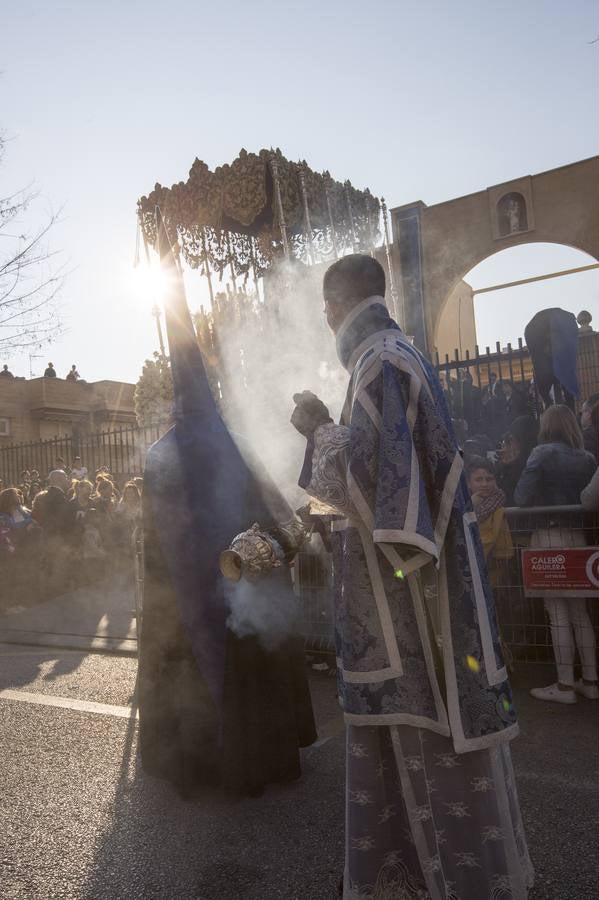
[136,150,398,513]
[137,148,382,280]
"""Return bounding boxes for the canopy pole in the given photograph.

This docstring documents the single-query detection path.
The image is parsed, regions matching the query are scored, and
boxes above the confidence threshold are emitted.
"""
[250,236,262,302]
[140,226,168,356]
[367,196,378,257]
[200,228,215,305]
[298,164,315,265]
[270,152,290,260]
[225,231,238,289]
[381,198,400,323]
[344,181,358,252]
[324,177,339,260]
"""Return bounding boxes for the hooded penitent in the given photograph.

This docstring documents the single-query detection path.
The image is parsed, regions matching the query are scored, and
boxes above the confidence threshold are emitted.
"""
[144,210,296,703]
[139,210,315,792]
[524,307,579,406]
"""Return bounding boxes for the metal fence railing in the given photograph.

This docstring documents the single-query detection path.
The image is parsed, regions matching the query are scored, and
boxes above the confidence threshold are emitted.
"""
[0,423,164,488]
[295,541,334,652]
[295,507,599,665]
[4,492,598,670]
[494,506,599,665]
[433,332,599,440]
[434,342,539,442]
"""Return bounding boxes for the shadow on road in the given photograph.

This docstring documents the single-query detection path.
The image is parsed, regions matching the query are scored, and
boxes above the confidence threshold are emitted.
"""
[79,667,599,900]
[81,679,345,900]
[0,569,136,653]
[0,646,88,693]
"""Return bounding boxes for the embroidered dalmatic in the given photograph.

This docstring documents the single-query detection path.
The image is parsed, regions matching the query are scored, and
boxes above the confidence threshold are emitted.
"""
[301,297,533,899]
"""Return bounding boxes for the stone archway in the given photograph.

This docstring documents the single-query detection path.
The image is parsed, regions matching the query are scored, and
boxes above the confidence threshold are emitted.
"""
[390,155,599,353]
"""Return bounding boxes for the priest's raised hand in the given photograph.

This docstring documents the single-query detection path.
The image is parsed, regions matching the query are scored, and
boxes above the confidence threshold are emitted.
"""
[290,390,333,439]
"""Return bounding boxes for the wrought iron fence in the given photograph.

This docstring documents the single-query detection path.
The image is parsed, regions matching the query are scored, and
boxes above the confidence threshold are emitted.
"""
[0,423,164,488]
[433,333,599,441]
[434,341,540,443]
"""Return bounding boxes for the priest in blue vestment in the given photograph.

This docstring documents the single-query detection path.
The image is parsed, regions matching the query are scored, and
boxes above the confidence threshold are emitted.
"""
[138,211,316,797]
[291,255,533,899]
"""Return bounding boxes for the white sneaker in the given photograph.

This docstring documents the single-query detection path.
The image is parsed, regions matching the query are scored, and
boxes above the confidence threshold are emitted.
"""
[530,683,577,704]
[574,680,599,700]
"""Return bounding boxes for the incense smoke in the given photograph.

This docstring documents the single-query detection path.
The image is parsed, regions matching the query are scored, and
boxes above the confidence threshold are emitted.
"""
[224,574,299,652]
[208,260,344,646]
[215,259,348,508]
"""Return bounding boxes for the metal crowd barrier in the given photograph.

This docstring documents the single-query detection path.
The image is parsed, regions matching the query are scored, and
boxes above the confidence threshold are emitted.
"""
[295,541,334,653]
[494,505,599,665]
[130,507,599,665]
[295,506,599,664]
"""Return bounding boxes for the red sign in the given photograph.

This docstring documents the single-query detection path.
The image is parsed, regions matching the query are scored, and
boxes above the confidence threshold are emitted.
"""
[522,548,599,597]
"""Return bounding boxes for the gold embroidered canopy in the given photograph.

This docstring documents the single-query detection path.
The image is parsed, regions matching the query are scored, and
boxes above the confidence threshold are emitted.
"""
[137,148,383,283]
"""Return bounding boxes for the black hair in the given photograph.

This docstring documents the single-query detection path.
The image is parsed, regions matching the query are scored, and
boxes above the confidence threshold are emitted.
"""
[465,456,495,480]
[463,436,492,462]
[503,415,538,458]
[323,254,386,306]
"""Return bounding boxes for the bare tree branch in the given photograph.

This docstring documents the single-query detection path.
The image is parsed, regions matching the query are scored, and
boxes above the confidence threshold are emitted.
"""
[0,133,65,356]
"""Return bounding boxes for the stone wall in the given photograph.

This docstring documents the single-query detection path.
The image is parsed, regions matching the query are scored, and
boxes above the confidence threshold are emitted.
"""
[0,377,136,444]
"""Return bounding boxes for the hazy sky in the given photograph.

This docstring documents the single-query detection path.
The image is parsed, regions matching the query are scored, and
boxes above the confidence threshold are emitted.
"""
[1,0,598,382]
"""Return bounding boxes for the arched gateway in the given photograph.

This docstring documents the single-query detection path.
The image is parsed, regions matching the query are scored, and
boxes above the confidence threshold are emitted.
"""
[390,155,599,353]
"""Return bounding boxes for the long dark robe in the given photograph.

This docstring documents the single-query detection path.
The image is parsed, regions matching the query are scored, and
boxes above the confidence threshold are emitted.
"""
[137,210,315,797]
[138,465,316,797]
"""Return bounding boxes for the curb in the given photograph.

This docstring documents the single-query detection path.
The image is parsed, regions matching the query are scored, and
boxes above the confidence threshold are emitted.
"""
[0,631,138,656]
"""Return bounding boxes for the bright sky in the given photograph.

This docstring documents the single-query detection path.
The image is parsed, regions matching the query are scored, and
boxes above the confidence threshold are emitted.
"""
[1,0,598,382]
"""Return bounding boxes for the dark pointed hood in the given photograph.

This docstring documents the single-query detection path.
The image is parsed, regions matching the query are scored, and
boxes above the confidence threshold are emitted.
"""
[156,208,221,426]
[143,209,292,715]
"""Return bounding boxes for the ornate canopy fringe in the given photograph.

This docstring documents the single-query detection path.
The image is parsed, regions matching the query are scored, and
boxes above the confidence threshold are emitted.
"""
[137,148,381,280]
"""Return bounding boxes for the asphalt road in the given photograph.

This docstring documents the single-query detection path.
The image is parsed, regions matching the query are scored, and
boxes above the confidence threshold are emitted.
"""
[1,647,598,900]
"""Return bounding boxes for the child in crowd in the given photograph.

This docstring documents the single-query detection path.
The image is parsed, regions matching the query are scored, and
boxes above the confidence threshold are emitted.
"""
[466,457,514,565]
[467,457,515,671]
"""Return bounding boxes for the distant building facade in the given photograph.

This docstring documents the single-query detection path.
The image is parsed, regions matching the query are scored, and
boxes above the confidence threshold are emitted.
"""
[0,376,136,444]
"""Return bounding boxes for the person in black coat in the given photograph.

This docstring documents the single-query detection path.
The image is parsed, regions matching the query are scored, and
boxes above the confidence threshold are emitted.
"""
[496,416,539,506]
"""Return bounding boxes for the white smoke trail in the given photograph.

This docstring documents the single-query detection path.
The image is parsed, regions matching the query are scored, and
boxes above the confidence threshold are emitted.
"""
[224,574,299,651]
[215,259,348,507]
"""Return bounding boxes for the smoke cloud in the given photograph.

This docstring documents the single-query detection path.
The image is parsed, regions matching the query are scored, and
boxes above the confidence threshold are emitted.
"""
[224,573,299,651]
[214,259,348,508]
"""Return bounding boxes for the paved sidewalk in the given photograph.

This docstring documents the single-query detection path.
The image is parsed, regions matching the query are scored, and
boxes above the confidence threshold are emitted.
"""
[0,576,137,654]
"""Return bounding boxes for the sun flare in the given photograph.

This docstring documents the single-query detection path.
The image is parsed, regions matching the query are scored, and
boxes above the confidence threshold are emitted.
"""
[129,261,169,308]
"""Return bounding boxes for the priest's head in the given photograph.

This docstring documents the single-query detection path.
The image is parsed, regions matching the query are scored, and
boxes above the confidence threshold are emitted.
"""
[323,253,386,333]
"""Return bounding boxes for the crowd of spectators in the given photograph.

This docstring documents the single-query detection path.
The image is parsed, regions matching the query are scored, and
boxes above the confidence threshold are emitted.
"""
[440,370,539,444]
[2,389,598,707]
[464,399,599,708]
[461,393,599,512]
[0,458,142,605]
